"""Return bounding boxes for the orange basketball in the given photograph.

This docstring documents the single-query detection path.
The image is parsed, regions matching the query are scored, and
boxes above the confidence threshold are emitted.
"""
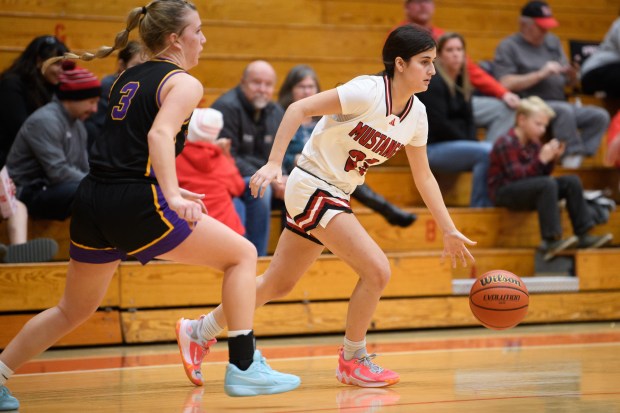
[469,270,529,330]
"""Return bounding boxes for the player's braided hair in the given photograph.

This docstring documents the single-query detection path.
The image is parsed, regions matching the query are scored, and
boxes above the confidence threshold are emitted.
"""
[41,0,196,74]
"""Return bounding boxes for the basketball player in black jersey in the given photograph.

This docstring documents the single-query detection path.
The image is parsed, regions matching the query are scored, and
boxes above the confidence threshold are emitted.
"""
[0,2,299,409]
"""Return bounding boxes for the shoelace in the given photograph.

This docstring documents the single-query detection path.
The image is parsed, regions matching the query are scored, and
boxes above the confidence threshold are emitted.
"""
[256,354,274,372]
[355,353,384,374]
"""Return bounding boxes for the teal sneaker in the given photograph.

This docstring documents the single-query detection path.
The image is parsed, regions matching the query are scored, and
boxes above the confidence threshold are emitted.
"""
[224,350,300,397]
[0,385,19,411]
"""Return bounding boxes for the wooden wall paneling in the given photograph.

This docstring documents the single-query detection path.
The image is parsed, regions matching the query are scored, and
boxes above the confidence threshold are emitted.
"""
[0,263,119,311]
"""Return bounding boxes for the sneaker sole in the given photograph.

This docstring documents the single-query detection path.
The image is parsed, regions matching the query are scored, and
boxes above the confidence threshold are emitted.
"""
[337,371,400,388]
[175,318,204,386]
[4,238,58,263]
[224,381,301,397]
[543,235,579,261]
[582,234,614,249]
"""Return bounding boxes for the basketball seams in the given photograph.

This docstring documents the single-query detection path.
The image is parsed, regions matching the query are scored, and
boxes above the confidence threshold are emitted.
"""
[470,285,530,298]
[469,302,529,311]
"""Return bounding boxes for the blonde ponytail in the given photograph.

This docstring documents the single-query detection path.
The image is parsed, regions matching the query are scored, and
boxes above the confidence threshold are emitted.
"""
[40,0,196,74]
[41,6,145,74]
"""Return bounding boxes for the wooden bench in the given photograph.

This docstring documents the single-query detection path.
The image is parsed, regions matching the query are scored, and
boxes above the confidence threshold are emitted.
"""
[1,0,617,97]
[2,248,618,347]
[119,290,620,342]
[2,202,618,260]
[1,0,619,348]
[0,263,122,347]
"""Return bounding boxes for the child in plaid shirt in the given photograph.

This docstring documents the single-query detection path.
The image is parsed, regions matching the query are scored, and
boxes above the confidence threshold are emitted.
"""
[488,96,612,261]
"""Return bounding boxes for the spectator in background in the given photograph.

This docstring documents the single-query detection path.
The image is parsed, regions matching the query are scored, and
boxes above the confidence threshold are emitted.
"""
[493,1,610,168]
[7,63,100,221]
[605,110,620,168]
[0,177,58,263]
[211,60,284,256]
[0,35,69,167]
[279,64,416,226]
[417,33,493,207]
[580,17,620,101]
[176,108,246,235]
[395,0,519,142]
[86,40,146,145]
[581,15,620,167]
[488,96,612,261]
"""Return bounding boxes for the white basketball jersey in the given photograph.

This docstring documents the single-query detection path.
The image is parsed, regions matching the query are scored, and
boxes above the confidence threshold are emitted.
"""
[296,74,428,194]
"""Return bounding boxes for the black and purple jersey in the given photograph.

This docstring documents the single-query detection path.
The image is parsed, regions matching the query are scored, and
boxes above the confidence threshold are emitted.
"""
[89,59,190,183]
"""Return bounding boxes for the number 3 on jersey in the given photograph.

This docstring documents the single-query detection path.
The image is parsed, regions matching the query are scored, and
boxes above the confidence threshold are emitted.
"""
[344,149,379,176]
[111,82,140,120]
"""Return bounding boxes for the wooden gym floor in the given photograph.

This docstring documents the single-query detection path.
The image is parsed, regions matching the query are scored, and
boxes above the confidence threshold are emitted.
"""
[6,322,620,412]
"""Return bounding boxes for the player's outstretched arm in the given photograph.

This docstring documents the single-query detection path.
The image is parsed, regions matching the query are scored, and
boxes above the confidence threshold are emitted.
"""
[250,89,341,198]
[405,144,476,267]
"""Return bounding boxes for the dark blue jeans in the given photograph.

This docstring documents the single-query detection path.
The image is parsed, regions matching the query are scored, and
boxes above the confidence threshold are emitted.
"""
[494,175,594,241]
[427,140,493,207]
[18,180,81,221]
[233,176,272,256]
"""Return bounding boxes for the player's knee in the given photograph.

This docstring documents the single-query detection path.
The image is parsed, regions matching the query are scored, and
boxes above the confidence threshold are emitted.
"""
[270,278,298,300]
[238,237,258,263]
[57,300,98,328]
[360,256,391,291]
[222,237,258,272]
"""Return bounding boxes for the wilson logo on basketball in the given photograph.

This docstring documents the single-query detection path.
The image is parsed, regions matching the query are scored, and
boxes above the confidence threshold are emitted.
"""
[479,274,522,287]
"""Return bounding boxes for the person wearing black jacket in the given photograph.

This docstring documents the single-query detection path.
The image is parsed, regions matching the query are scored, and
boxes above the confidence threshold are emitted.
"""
[211,60,284,256]
[417,32,493,207]
[0,35,68,167]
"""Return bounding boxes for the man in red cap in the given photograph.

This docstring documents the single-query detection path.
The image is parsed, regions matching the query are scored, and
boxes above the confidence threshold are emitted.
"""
[393,0,520,143]
[6,62,100,220]
[493,1,610,168]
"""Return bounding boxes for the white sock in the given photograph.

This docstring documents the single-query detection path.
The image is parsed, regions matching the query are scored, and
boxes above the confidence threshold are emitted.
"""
[228,329,252,338]
[0,361,13,386]
[343,337,367,361]
[198,312,223,341]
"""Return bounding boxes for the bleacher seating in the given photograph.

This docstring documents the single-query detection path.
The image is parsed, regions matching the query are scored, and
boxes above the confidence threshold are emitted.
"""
[0,0,619,349]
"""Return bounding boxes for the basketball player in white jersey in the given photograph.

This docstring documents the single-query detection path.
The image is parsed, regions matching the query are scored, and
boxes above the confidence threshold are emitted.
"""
[176,24,476,388]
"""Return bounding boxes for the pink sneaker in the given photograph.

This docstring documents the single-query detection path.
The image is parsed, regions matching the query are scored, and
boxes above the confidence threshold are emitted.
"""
[176,317,217,386]
[336,347,399,388]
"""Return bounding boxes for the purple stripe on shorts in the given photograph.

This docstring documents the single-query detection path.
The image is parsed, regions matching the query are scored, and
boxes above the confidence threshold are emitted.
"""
[70,242,127,264]
[132,185,192,264]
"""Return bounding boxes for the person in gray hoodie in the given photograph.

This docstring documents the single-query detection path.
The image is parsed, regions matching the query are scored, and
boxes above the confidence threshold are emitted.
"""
[7,62,100,220]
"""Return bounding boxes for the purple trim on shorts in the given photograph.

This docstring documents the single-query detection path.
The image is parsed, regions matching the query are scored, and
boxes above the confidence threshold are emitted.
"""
[131,185,191,264]
[69,186,192,265]
[70,243,127,264]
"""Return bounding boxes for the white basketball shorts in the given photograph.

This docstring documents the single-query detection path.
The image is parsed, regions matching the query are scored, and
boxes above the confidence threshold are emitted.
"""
[284,167,353,244]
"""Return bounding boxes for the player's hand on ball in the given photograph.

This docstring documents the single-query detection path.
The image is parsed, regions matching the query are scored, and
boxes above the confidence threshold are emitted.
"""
[250,162,282,198]
[442,230,476,268]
